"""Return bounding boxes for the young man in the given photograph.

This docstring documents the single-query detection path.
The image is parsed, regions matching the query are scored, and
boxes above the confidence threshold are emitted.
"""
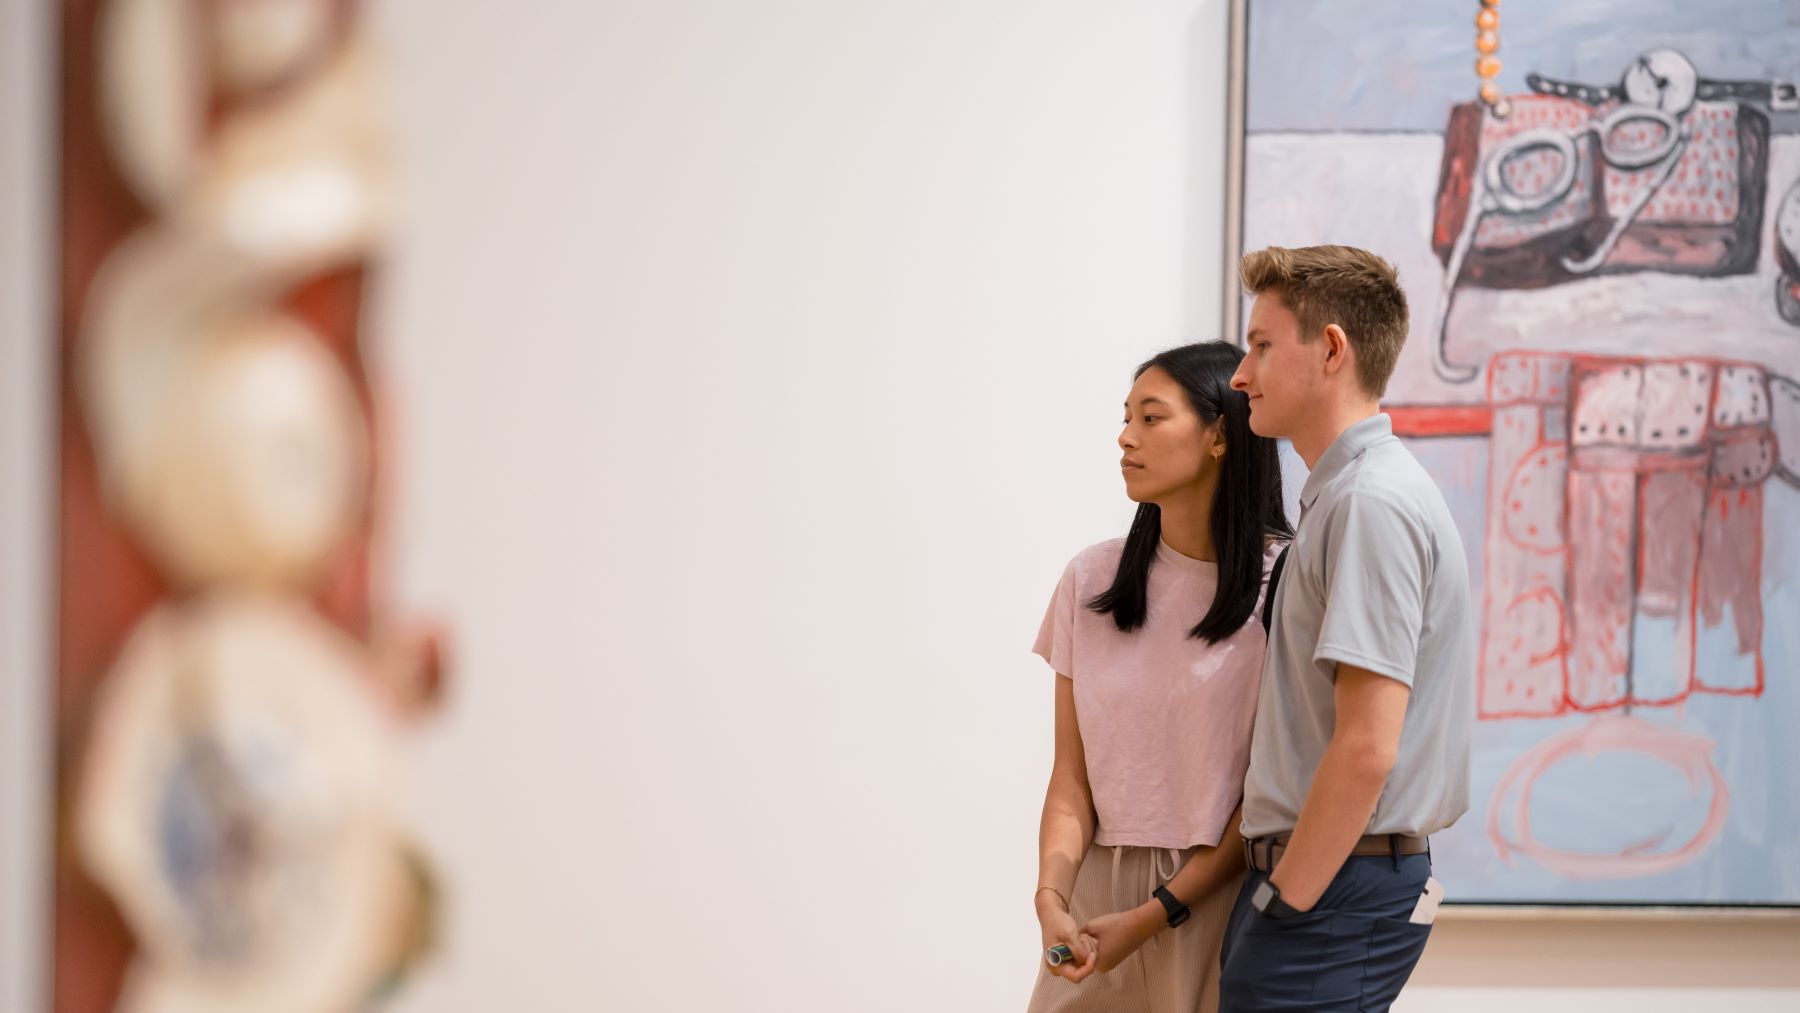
[1219,245,1475,1012]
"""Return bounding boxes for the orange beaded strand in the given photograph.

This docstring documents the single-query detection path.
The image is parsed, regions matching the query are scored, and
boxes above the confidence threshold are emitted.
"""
[1478,0,1511,117]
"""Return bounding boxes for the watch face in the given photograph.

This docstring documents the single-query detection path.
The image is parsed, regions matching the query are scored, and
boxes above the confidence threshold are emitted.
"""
[1622,48,1697,115]
[1251,879,1276,911]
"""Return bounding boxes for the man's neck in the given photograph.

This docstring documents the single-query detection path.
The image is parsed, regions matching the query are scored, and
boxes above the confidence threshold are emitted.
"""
[1290,399,1382,470]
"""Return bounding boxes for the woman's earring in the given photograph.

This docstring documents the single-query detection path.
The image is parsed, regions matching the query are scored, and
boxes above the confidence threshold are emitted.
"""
[1213,445,1225,459]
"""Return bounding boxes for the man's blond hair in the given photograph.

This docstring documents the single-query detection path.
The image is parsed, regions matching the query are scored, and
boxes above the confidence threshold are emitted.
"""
[1240,245,1409,398]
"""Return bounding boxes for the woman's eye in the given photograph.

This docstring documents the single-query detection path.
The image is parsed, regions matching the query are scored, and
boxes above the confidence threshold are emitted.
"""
[1143,416,1160,423]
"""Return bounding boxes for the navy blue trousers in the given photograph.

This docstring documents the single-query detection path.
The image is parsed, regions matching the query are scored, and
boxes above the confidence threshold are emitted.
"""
[1218,853,1434,1012]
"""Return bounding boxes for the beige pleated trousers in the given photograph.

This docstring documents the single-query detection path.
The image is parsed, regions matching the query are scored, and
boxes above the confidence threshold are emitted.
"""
[1026,842,1242,1013]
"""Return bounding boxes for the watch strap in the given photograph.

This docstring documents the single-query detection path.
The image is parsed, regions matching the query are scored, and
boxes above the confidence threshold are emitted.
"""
[1152,885,1190,928]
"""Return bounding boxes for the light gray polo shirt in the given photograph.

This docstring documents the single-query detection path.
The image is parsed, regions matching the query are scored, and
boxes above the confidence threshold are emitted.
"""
[1240,413,1475,840]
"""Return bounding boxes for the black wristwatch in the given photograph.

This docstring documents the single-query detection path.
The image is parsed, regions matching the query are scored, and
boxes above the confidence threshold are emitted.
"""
[1250,878,1304,921]
[1152,885,1191,929]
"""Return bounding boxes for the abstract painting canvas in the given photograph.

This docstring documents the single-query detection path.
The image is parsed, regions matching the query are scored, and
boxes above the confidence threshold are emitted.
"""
[1228,0,1800,906]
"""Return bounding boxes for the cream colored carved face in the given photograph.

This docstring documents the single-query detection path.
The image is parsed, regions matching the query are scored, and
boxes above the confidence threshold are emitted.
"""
[76,595,408,1013]
[141,315,368,587]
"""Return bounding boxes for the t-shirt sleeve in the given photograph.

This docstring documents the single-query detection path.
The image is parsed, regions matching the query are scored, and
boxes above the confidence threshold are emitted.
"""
[1032,559,1079,678]
[1312,492,1431,687]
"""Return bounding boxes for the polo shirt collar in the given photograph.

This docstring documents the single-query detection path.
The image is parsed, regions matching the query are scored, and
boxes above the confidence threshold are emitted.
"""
[1299,413,1393,513]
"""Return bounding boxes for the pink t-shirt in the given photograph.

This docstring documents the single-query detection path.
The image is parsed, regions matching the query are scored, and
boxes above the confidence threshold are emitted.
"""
[1033,537,1278,849]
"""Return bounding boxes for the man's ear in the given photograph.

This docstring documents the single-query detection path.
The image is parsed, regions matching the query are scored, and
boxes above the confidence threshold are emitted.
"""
[1321,323,1350,376]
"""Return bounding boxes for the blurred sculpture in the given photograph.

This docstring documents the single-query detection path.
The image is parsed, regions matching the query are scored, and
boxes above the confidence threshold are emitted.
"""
[57,2,443,1010]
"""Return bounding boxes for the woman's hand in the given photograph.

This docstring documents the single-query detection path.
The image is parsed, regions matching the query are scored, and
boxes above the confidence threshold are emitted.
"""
[1081,902,1163,973]
[1036,892,1098,982]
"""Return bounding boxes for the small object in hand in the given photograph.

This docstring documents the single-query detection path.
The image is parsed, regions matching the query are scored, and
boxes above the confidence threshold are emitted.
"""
[1045,944,1075,967]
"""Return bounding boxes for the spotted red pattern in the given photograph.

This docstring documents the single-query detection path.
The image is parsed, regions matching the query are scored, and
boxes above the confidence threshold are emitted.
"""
[1476,353,1770,719]
[1473,98,1743,248]
[1475,96,1595,247]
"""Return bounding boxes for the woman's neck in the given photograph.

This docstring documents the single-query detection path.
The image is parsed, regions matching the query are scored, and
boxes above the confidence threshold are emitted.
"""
[1155,478,1217,562]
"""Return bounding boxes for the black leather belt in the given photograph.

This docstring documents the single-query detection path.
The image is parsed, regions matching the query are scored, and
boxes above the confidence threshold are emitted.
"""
[1242,833,1429,873]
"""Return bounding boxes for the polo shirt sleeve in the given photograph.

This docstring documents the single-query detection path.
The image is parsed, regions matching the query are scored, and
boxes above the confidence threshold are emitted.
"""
[1313,488,1432,687]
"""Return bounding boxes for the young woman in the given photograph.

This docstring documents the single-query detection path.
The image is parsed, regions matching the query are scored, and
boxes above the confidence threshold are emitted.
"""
[1028,340,1292,1013]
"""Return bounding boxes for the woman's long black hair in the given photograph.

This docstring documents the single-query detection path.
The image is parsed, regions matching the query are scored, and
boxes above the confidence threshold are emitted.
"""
[1085,340,1293,643]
